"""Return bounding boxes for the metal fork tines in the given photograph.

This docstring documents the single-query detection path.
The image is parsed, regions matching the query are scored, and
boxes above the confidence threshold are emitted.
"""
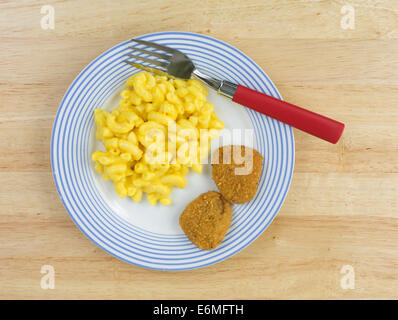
[124,39,175,71]
[124,38,233,96]
[124,38,195,80]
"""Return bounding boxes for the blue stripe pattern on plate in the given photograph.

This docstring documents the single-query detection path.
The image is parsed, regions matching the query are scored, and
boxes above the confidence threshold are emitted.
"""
[51,32,295,270]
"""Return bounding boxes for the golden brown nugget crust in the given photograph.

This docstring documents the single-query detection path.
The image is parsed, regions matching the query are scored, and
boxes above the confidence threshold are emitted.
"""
[212,145,263,204]
[179,191,232,250]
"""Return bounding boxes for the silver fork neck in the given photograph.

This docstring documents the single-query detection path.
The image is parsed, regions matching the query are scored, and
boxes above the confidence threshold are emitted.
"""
[192,69,221,90]
[192,69,237,99]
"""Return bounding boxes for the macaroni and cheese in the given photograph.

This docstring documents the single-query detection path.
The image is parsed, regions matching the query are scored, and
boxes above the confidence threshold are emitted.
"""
[92,71,224,205]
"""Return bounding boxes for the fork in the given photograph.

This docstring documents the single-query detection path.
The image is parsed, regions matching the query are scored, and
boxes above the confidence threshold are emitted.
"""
[124,39,345,144]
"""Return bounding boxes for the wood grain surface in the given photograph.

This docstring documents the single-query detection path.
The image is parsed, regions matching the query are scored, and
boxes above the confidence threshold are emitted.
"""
[1,0,397,299]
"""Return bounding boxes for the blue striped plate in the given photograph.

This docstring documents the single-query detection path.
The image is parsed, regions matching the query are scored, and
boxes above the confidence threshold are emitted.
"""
[51,31,295,270]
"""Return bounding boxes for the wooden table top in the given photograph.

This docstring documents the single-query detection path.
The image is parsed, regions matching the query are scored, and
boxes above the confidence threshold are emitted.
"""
[1,0,397,299]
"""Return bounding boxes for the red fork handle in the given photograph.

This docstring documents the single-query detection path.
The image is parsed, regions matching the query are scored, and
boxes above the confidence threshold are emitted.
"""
[232,85,345,144]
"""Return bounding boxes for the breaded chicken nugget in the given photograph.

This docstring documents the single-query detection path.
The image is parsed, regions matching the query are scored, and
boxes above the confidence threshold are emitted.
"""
[179,191,232,250]
[212,145,263,203]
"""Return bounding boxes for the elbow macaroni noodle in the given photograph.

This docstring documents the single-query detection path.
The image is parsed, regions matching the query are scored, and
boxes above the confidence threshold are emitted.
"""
[92,71,224,206]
